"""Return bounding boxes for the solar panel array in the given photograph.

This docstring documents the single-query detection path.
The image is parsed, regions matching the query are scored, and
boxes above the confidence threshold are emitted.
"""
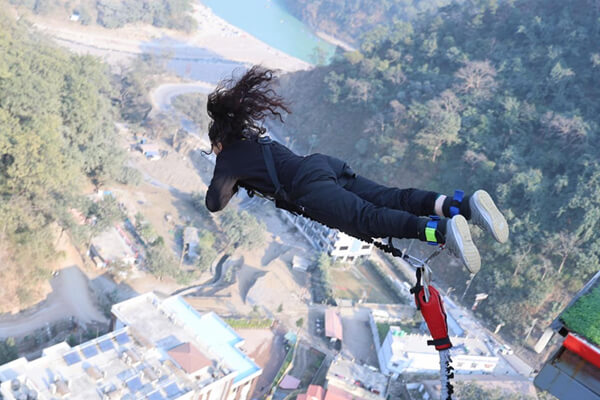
[164,382,181,398]
[59,330,191,400]
[63,352,81,366]
[126,376,143,393]
[147,391,166,400]
[81,345,99,359]
[98,339,115,352]
[115,332,131,345]
[62,330,133,368]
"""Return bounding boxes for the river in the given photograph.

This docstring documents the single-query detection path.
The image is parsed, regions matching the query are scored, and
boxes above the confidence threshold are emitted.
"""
[200,0,338,64]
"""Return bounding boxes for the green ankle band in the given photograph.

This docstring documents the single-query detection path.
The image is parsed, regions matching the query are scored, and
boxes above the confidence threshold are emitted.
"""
[425,226,438,243]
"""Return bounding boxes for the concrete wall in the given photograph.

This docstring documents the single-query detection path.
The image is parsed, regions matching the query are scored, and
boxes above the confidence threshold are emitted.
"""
[369,313,388,375]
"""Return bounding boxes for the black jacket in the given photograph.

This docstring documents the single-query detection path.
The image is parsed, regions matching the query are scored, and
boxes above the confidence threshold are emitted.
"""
[205,139,303,212]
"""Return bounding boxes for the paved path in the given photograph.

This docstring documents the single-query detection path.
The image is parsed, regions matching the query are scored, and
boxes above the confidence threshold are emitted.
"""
[0,266,107,338]
[151,82,214,112]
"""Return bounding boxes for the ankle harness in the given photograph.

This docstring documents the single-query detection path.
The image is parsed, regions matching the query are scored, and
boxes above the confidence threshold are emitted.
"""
[449,189,464,217]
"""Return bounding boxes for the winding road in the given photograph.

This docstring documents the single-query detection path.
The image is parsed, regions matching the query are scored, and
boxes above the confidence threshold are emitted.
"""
[0,266,107,338]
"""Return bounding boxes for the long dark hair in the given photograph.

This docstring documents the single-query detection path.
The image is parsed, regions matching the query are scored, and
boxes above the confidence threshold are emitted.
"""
[207,66,290,148]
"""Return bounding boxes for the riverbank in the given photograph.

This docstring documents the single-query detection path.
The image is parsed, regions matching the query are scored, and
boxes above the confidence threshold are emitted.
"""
[188,3,312,72]
[316,30,356,52]
[23,2,311,73]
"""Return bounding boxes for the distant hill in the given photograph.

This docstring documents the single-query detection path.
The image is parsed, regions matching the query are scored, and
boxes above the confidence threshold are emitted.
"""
[278,0,600,342]
[9,0,197,32]
[280,0,454,45]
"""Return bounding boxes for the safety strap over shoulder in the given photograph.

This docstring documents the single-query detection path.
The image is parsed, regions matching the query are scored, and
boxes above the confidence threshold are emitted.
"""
[257,135,286,199]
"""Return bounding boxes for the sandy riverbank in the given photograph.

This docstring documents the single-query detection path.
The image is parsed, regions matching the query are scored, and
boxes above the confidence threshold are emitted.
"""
[188,3,312,72]
[24,2,311,73]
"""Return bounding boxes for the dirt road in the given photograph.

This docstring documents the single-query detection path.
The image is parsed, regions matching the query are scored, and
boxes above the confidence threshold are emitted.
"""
[0,266,107,338]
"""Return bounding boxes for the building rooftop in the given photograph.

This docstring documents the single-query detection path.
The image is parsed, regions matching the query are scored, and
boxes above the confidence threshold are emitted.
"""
[0,293,263,400]
[183,227,198,246]
[535,271,600,399]
[91,226,137,265]
[325,309,343,341]
[0,328,196,400]
[306,384,325,400]
[326,357,388,399]
[557,271,600,347]
[387,328,493,357]
[112,293,261,384]
[167,343,211,374]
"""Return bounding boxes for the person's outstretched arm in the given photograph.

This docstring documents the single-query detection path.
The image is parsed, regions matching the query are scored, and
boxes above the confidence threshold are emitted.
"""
[206,162,238,212]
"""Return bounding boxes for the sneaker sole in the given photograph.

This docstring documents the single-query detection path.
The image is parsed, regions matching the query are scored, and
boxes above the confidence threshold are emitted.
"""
[447,215,481,274]
[470,190,509,244]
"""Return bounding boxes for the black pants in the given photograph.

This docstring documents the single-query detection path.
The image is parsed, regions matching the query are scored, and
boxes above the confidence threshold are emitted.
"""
[290,155,439,240]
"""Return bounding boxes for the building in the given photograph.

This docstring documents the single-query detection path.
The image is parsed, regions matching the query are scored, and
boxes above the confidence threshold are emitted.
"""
[183,227,199,259]
[325,309,343,344]
[295,358,388,400]
[90,226,138,267]
[325,357,388,399]
[283,212,373,263]
[406,378,538,400]
[378,328,498,376]
[139,143,161,160]
[534,271,600,399]
[297,384,325,400]
[0,293,262,400]
[292,255,311,272]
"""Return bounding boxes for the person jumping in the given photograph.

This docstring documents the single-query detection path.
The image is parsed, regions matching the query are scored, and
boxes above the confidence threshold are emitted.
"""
[204,66,508,273]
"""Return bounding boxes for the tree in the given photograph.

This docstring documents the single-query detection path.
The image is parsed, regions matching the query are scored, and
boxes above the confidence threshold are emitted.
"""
[146,245,179,280]
[540,112,588,148]
[87,198,122,232]
[172,93,210,130]
[295,317,304,329]
[546,231,582,274]
[413,91,462,162]
[220,209,266,250]
[116,167,143,186]
[196,230,217,272]
[273,0,600,342]
[0,338,18,364]
[191,192,209,218]
[454,60,498,100]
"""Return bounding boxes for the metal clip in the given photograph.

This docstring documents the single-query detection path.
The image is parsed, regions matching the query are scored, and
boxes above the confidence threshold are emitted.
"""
[402,244,445,303]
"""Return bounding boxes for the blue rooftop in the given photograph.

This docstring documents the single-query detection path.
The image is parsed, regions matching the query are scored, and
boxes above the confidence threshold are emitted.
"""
[164,296,261,383]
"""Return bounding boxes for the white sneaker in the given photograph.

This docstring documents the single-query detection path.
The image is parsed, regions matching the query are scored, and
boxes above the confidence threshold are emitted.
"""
[469,190,509,244]
[445,215,481,274]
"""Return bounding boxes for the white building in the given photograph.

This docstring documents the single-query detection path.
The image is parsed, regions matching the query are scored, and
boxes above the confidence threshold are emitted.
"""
[378,327,498,376]
[90,226,138,267]
[0,293,262,400]
[283,212,373,263]
[183,227,199,259]
[326,357,388,399]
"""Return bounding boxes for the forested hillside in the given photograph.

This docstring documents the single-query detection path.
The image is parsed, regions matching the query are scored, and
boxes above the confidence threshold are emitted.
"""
[281,0,452,45]
[9,0,197,32]
[0,10,126,309]
[279,0,600,341]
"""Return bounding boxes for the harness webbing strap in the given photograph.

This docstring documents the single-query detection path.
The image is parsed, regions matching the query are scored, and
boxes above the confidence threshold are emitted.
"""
[426,216,440,245]
[258,135,284,198]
